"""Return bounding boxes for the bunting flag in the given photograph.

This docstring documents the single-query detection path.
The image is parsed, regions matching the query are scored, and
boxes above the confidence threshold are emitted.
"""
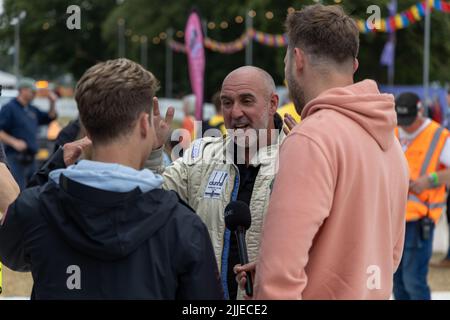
[252,30,288,47]
[169,39,187,53]
[204,32,250,54]
[170,28,288,54]
[357,0,450,33]
[169,0,450,54]
[380,0,397,68]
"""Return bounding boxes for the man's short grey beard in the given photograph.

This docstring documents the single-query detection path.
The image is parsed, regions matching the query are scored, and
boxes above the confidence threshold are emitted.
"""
[167,122,281,174]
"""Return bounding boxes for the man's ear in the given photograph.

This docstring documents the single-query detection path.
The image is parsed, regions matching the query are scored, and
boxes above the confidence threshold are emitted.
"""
[353,58,359,74]
[269,93,279,116]
[140,112,150,138]
[293,47,305,76]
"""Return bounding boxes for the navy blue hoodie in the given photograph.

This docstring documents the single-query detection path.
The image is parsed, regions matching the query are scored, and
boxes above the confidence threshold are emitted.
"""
[0,175,223,300]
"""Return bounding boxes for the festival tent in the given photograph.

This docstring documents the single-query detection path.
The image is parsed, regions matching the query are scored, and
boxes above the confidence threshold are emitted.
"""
[0,70,17,88]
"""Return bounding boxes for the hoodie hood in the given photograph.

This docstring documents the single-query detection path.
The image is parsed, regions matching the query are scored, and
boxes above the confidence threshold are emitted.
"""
[49,160,164,193]
[40,162,176,261]
[301,80,396,151]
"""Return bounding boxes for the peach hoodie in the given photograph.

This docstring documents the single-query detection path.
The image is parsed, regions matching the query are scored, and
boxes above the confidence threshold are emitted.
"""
[254,80,409,300]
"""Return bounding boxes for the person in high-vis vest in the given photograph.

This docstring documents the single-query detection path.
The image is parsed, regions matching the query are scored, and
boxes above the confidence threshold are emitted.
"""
[393,92,450,300]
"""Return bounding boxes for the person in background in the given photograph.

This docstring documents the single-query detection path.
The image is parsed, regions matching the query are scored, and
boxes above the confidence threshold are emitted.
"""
[181,94,196,140]
[0,79,57,189]
[393,92,450,299]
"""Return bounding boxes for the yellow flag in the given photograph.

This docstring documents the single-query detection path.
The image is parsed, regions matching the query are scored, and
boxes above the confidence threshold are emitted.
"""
[395,14,404,29]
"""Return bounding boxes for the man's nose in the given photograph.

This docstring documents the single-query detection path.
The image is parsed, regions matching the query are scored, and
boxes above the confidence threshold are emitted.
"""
[231,104,244,119]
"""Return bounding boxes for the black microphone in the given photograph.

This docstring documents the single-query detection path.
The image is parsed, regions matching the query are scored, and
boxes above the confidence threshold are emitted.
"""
[224,201,253,297]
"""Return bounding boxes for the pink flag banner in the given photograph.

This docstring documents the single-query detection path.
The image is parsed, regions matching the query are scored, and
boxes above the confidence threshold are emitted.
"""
[185,11,205,121]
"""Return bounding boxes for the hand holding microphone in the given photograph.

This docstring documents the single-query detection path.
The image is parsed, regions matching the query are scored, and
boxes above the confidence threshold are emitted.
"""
[234,262,256,299]
[224,201,253,297]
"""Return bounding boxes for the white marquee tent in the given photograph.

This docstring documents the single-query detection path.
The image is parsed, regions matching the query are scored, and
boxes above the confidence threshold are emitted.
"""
[0,70,17,88]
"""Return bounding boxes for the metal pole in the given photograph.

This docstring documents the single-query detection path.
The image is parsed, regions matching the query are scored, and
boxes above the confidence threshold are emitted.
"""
[140,36,148,69]
[14,20,20,83]
[388,31,396,87]
[165,28,173,98]
[202,19,208,38]
[118,18,125,58]
[245,12,253,66]
[388,0,397,87]
[423,0,431,109]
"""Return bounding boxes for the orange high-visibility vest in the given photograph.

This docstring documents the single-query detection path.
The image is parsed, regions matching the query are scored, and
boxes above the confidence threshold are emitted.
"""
[395,121,449,223]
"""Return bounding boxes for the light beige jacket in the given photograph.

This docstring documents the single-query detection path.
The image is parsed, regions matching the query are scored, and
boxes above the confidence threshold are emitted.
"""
[147,133,284,298]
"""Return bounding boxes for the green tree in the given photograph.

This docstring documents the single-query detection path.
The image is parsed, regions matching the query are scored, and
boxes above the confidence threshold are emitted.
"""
[0,0,117,79]
[1,0,449,98]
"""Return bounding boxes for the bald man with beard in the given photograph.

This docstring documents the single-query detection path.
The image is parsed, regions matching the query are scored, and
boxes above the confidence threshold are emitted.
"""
[146,66,286,300]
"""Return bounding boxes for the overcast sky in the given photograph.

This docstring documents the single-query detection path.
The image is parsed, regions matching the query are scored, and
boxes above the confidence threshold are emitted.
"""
[0,0,4,15]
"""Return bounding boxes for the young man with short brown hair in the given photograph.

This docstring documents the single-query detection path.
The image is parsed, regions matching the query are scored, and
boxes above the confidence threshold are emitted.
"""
[0,58,222,300]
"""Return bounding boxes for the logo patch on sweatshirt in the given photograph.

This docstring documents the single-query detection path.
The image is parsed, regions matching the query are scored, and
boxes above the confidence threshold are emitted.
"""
[204,170,228,199]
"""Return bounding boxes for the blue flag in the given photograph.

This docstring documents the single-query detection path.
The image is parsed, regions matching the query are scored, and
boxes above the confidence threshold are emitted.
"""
[380,0,397,71]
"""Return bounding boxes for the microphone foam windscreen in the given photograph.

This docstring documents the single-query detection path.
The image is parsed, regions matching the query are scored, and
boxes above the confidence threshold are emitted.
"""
[224,200,251,231]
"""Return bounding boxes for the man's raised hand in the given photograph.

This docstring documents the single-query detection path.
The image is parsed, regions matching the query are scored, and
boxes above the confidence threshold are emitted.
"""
[152,97,174,150]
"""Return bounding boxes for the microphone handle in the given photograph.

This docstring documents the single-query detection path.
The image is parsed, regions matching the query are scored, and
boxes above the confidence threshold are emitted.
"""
[236,227,253,297]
